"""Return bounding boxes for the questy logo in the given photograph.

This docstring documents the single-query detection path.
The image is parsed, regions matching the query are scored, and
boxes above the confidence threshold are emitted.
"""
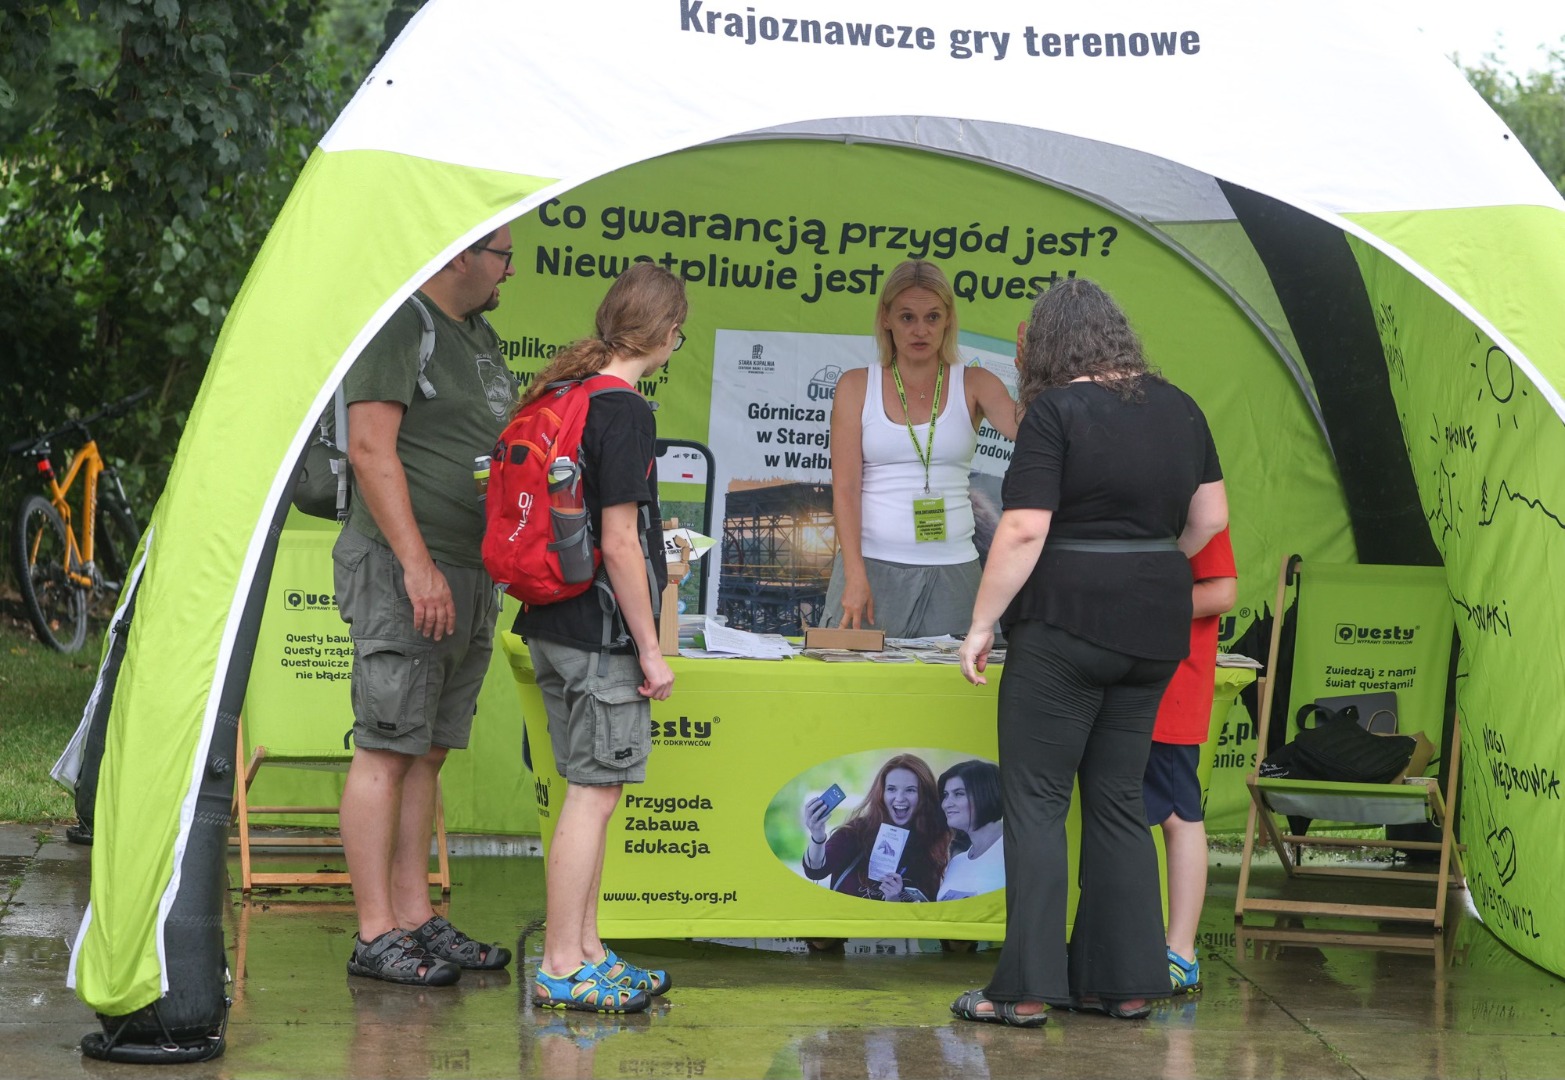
[649,715,718,747]
[284,589,337,611]
[807,364,843,402]
[1334,622,1416,644]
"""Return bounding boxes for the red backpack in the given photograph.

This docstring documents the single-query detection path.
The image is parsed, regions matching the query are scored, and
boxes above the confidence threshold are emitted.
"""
[482,374,637,604]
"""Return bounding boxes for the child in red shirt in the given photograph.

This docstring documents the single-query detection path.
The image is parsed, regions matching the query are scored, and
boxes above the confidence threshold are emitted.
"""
[1143,527,1236,994]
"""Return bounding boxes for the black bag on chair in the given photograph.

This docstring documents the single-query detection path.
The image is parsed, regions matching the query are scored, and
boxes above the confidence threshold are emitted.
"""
[1259,704,1417,785]
[1311,691,1398,734]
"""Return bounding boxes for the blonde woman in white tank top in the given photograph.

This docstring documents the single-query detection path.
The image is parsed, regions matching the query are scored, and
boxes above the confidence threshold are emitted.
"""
[824,260,1019,637]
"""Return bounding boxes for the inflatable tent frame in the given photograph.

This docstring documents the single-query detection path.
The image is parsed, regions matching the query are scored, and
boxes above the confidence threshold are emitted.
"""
[67,0,1565,1054]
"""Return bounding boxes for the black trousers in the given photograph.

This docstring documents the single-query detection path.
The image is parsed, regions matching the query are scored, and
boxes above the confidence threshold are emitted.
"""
[985,619,1178,1006]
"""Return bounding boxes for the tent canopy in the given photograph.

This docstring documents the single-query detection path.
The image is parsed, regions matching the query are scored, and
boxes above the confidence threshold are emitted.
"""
[72,0,1565,1017]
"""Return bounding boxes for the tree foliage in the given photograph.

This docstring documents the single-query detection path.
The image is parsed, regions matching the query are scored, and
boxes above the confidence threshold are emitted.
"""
[1465,45,1565,197]
[0,0,403,525]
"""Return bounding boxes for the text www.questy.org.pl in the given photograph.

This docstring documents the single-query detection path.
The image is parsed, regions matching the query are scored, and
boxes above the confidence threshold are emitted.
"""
[603,890,739,905]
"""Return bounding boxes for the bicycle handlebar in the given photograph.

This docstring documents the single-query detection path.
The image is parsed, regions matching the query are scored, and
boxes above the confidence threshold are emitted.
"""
[6,387,153,457]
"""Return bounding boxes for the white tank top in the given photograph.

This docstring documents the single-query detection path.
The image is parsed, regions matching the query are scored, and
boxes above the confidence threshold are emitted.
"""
[858,362,977,565]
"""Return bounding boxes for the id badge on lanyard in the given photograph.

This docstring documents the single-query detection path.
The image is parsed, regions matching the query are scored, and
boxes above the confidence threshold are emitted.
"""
[913,496,948,542]
[893,361,948,543]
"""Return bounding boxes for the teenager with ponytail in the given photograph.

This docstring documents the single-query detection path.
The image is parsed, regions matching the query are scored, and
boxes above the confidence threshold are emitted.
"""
[517,262,690,1013]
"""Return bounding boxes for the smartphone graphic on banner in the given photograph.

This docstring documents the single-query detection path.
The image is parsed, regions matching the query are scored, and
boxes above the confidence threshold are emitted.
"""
[818,784,846,815]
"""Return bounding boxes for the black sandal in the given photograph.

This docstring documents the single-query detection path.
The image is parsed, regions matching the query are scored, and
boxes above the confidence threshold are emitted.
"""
[410,915,512,970]
[1075,995,1152,1020]
[347,928,460,986]
[950,988,1049,1028]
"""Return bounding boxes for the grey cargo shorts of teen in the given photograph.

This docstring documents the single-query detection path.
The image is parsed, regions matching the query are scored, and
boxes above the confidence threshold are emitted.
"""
[527,637,651,786]
[333,526,498,756]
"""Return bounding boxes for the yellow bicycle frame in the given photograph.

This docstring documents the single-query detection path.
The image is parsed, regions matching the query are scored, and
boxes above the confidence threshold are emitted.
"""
[32,438,105,590]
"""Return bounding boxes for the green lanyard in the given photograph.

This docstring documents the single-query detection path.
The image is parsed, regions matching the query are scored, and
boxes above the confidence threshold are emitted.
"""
[890,361,944,495]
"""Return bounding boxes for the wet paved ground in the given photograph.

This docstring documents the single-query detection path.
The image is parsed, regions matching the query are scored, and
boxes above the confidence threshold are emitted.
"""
[3,822,1563,1079]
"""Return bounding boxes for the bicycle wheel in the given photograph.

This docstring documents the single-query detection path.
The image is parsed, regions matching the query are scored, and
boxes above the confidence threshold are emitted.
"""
[94,494,142,596]
[12,494,88,652]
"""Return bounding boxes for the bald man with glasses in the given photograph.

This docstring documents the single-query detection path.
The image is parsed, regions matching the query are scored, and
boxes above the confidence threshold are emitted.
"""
[333,226,519,985]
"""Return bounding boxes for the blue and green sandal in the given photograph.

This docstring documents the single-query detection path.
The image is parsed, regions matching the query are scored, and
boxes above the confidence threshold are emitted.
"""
[596,948,671,995]
[534,963,650,1013]
[1168,947,1201,994]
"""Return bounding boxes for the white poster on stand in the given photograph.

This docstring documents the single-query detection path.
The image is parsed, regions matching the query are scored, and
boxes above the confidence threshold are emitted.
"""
[707,330,1016,627]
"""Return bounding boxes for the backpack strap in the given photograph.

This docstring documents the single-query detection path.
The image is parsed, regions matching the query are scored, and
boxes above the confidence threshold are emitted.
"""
[323,295,439,520]
[405,294,439,401]
[568,375,656,672]
[324,297,439,454]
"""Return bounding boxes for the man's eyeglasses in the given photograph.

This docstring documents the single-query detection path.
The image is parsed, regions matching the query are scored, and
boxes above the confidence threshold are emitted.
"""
[475,246,513,271]
[673,331,686,352]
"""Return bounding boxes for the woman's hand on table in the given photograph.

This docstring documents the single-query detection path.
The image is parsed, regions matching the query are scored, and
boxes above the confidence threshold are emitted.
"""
[959,628,995,686]
[839,572,874,630]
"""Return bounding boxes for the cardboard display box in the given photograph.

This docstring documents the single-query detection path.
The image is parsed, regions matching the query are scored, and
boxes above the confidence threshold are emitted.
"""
[802,627,886,651]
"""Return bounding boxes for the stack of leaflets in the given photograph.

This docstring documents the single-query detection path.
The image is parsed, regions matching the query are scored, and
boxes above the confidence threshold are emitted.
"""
[800,649,916,663]
[885,635,1005,666]
[681,617,796,660]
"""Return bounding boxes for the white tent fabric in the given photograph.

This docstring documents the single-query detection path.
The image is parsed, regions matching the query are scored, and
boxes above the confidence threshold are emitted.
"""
[324,2,1558,213]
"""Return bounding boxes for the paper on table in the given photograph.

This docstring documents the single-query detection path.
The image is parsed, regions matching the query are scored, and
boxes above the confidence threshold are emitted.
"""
[678,648,786,660]
[801,649,916,663]
[698,617,796,659]
[913,649,1006,665]
[885,634,963,650]
[867,823,909,882]
[1217,652,1263,669]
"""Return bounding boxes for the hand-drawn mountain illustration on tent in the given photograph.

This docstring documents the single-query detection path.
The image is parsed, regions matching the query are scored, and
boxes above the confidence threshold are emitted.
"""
[67,0,1565,1052]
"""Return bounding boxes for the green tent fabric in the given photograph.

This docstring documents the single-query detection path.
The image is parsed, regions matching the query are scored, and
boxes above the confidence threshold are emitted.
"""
[69,0,1565,1025]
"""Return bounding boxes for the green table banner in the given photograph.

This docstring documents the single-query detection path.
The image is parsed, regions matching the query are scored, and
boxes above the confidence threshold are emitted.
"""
[504,633,1186,942]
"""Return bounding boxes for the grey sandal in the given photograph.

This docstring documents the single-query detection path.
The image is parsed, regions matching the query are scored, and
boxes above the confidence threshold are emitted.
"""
[347,928,460,986]
[1075,995,1152,1020]
[411,915,511,970]
[950,988,1049,1028]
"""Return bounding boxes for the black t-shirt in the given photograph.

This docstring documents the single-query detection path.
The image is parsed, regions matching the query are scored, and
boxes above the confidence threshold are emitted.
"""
[513,389,667,651]
[1000,378,1222,660]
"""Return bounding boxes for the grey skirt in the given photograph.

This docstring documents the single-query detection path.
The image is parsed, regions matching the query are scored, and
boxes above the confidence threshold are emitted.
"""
[818,551,981,639]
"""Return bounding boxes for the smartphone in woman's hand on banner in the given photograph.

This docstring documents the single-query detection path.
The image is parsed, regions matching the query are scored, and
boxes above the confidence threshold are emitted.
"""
[818,783,846,815]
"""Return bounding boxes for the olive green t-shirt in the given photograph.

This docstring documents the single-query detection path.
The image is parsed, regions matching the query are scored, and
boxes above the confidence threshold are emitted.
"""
[342,292,514,567]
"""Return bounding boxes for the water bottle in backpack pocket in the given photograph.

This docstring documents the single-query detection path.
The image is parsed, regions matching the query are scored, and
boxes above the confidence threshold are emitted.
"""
[547,456,596,585]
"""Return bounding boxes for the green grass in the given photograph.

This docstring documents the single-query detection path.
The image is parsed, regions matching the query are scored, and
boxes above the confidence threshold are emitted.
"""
[0,617,97,824]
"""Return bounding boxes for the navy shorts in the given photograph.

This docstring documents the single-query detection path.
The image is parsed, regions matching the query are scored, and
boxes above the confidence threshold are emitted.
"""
[1143,741,1203,826]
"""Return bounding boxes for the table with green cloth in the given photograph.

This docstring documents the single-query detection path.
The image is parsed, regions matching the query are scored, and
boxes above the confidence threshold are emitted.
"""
[500,635,1251,941]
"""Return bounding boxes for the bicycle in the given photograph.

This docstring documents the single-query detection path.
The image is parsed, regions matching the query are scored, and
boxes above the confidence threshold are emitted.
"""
[8,388,150,653]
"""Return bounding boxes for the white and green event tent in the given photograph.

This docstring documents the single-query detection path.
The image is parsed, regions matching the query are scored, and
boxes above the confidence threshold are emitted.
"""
[70,0,1565,1033]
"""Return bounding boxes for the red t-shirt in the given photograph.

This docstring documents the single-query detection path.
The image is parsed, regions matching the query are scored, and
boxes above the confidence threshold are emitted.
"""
[1152,527,1237,744]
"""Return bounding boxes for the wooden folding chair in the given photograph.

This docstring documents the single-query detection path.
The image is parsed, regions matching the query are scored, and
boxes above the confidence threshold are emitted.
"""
[1234,556,1465,938]
[232,715,450,895]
